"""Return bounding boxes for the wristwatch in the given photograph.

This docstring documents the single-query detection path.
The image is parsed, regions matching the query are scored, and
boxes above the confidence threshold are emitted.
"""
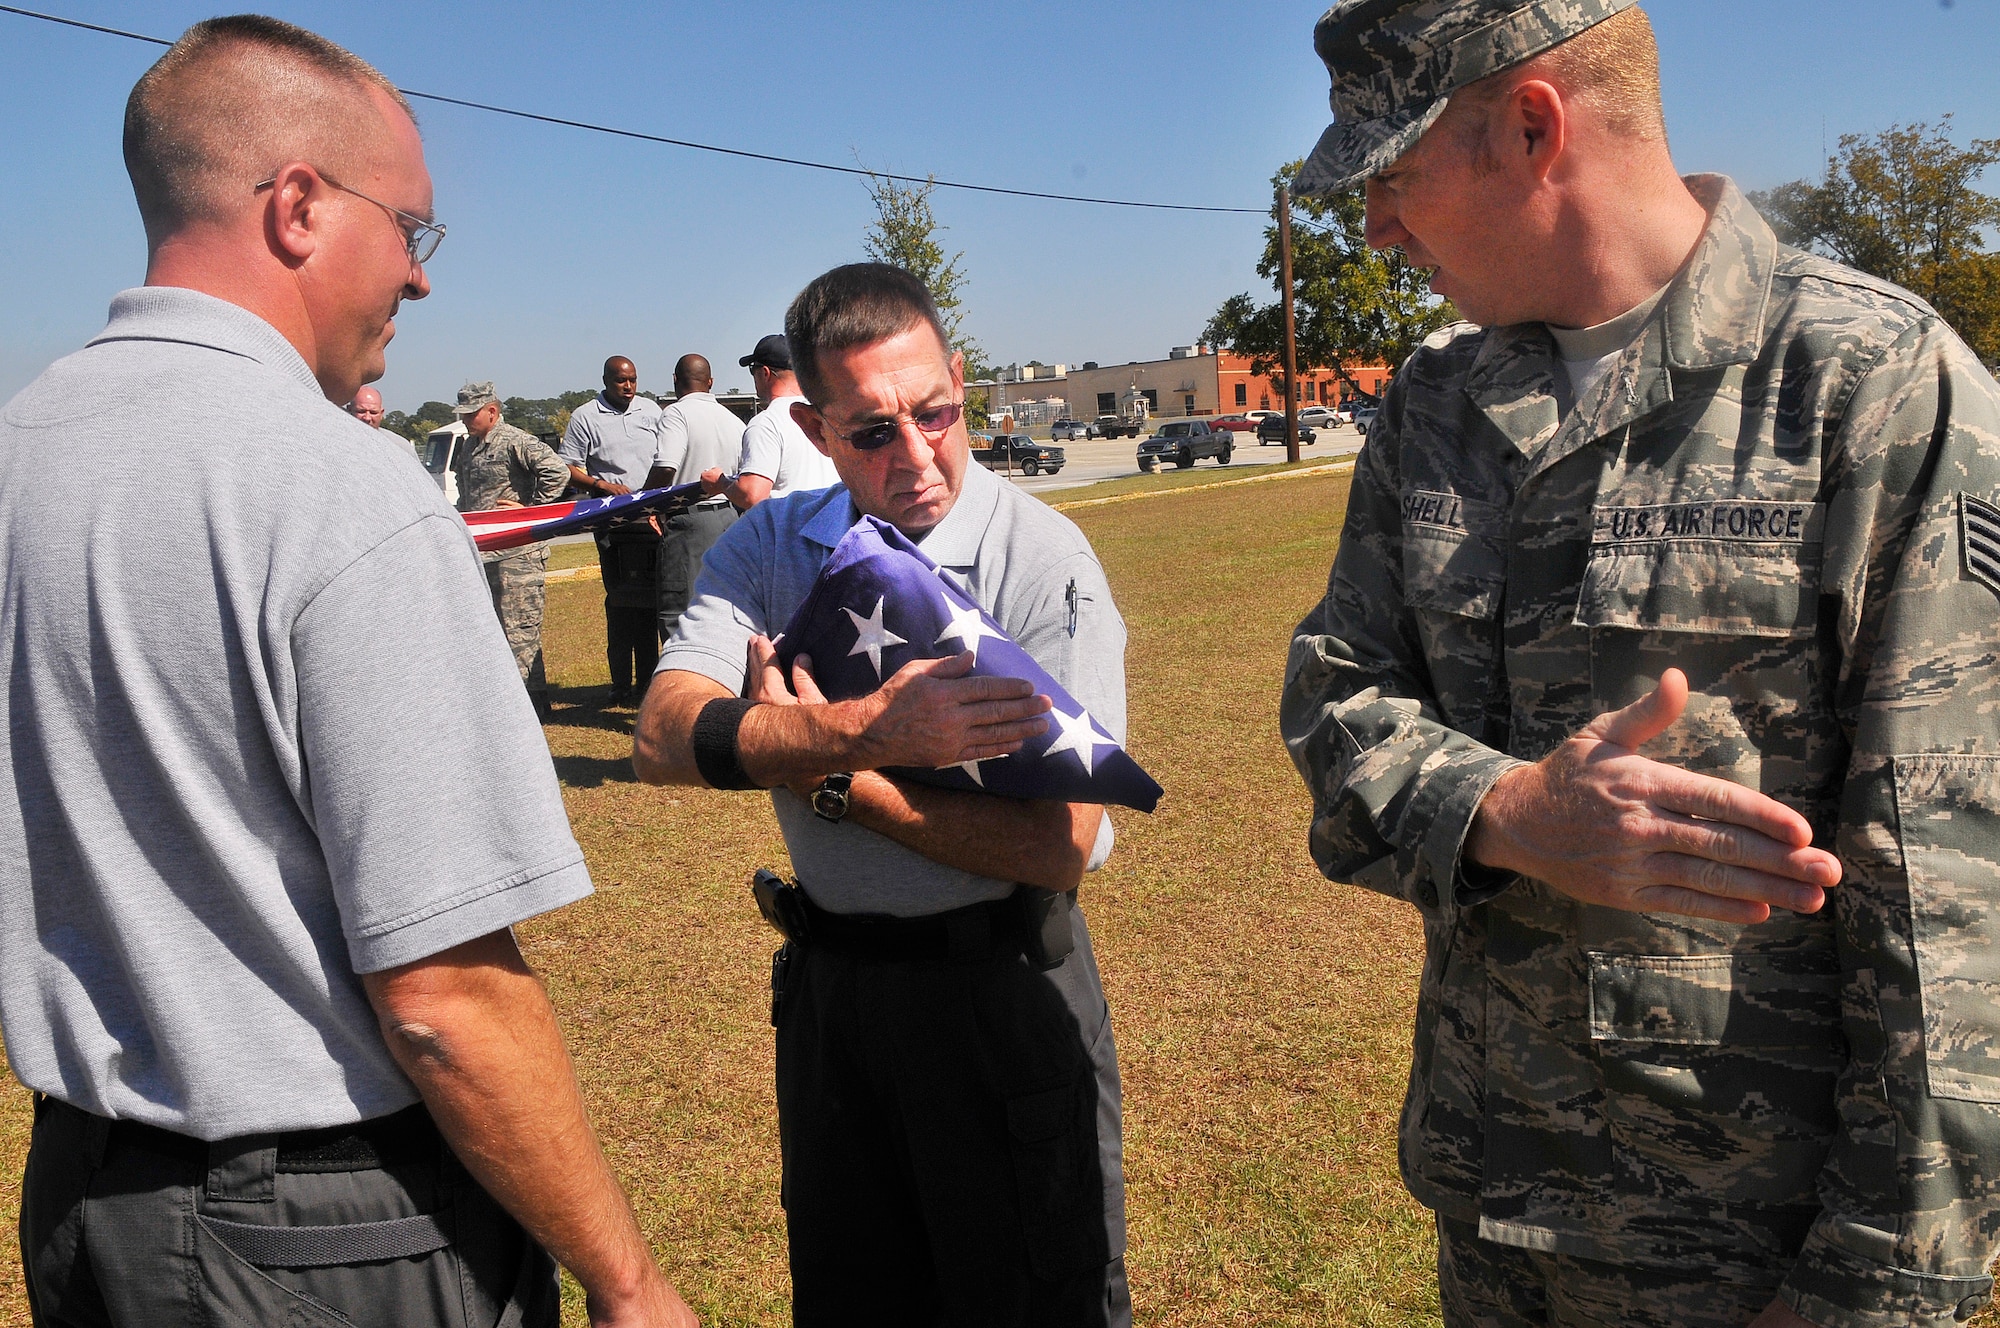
[811,773,854,824]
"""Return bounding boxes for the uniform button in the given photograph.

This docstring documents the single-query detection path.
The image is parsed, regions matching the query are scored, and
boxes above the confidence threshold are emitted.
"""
[1956,1293,1990,1321]
[1417,882,1440,909]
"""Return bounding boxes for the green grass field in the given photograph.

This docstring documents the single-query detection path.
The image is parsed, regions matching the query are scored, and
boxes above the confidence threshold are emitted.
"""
[0,468,1444,1326]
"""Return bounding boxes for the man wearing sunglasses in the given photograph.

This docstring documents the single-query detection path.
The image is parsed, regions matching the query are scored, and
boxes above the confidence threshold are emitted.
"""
[635,263,1133,1326]
[1,16,694,1327]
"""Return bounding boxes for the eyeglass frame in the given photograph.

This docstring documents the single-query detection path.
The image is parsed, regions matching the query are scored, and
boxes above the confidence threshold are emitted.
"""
[252,167,446,266]
[818,400,966,453]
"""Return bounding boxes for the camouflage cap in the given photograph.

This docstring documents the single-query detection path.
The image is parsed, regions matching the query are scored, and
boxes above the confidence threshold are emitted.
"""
[452,380,499,415]
[1296,0,1635,196]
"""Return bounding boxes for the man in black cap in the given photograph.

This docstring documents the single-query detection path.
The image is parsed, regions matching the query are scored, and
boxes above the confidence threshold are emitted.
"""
[701,334,838,511]
[1280,3,2000,1326]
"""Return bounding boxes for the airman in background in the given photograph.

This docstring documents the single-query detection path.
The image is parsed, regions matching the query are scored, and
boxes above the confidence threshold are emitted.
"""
[453,379,571,720]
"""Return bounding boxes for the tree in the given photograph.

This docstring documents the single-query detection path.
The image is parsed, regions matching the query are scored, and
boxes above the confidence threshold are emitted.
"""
[1204,162,1457,402]
[964,389,991,431]
[861,170,986,376]
[1752,116,2000,363]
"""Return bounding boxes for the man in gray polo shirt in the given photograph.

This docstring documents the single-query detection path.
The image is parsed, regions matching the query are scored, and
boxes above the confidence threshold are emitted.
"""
[646,352,743,643]
[562,355,665,705]
[634,264,1130,1326]
[0,17,694,1326]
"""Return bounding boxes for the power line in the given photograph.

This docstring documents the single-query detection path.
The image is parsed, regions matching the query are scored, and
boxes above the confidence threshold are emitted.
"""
[0,4,1265,216]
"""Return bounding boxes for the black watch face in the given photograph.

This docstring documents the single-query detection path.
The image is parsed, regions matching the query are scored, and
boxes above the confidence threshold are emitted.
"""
[813,776,850,821]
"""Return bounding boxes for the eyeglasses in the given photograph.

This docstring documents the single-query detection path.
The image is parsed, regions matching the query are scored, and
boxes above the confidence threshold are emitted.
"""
[824,401,964,452]
[253,169,446,266]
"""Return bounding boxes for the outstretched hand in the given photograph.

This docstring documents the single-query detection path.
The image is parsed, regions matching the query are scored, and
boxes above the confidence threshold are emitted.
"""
[1466,669,1842,924]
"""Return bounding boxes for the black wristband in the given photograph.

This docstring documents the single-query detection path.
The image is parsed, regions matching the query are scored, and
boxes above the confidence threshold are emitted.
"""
[691,697,761,790]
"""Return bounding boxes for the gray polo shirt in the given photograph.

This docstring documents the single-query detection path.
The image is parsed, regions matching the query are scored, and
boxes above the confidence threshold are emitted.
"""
[0,288,592,1139]
[559,391,663,489]
[658,461,1127,916]
[652,391,745,482]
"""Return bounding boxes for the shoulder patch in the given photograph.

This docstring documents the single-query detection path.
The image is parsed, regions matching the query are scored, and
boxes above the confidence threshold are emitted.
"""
[1960,492,2000,597]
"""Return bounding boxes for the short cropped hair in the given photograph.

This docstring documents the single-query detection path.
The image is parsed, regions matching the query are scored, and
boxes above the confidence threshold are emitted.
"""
[1536,6,1667,141]
[124,14,413,244]
[1451,5,1667,153]
[784,264,954,407]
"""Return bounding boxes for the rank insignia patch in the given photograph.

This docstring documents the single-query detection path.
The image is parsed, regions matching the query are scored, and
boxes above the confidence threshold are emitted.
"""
[1960,492,2000,597]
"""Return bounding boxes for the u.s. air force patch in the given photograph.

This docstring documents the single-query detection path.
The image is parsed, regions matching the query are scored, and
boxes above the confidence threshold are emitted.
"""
[1590,499,1822,546]
[1960,492,2000,597]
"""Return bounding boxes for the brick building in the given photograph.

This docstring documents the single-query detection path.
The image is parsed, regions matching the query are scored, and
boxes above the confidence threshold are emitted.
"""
[972,347,1391,422]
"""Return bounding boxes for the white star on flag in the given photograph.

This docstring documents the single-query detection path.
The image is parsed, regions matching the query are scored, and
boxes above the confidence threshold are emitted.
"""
[1041,705,1117,775]
[934,597,1003,660]
[843,595,906,679]
[941,759,986,787]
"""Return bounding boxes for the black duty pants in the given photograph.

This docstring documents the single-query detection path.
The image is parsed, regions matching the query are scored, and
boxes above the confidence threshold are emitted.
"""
[775,901,1130,1328]
[656,503,736,642]
[597,528,660,695]
[605,606,658,695]
[20,1094,557,1327]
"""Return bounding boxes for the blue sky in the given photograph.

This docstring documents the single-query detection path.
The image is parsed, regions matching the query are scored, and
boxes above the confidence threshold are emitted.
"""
[3,1,1996,411]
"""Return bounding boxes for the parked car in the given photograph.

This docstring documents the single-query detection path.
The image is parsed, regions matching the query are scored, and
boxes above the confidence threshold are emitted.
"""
[1138,419,1233,471]
[1257,415,1316,446]
[1245,409,1281,423]
[1210,414,1257,433]
[970,432,1064,475]
[1353,404,1379,436]
[1094,413,1144,440]
[1298,405,1339,428]
[1049,418,1096,441]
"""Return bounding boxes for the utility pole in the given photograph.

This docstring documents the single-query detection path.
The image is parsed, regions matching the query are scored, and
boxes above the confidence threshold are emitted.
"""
[1277,182,1300,464]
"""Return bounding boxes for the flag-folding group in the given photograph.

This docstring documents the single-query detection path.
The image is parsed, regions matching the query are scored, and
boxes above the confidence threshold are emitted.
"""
[463,481,710,553]
[774,516,1163,812]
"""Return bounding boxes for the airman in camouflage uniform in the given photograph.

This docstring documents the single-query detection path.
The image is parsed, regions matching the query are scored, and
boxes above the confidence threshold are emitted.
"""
[450,381,571,716]
[1281,4,2000,1326]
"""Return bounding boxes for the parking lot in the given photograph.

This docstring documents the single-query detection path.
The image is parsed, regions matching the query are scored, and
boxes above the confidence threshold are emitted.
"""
[993,422,1366,494]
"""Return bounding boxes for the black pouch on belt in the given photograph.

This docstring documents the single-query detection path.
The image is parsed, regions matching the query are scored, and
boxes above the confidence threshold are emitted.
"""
[1020,889,1077,970]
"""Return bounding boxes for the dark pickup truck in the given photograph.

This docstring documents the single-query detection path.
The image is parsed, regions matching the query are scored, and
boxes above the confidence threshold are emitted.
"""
[1137,419,1233,471]
[971,433,1065,476]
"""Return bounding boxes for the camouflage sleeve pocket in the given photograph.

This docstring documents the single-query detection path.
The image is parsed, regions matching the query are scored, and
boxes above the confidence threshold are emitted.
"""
[1893,754,2000,1103]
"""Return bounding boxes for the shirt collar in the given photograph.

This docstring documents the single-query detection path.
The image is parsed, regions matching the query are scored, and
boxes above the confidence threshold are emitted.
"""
[1463,173,1776,405]
[795,456,1000,566]
[1659,174,1779,371]
[88,286,322,396]
[801,487,862,548]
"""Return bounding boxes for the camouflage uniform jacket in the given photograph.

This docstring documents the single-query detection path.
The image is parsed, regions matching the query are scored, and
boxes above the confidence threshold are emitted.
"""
[452,421,570,565]
[1282,176,2000,1328]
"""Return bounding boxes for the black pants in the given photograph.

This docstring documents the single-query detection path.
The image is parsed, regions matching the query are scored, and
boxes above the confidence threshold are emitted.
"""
[656,503,736,642]
[605,606,658,695]
[20,1094,557,1327]
[775,902,1130,1327]
[597,529,660,695]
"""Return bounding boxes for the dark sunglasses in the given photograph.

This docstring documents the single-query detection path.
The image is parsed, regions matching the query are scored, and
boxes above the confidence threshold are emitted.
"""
[826,401,964,452]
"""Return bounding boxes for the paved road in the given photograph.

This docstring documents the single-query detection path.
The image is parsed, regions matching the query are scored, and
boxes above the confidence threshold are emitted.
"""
[999,424,1365,495]
[552,424,1367,553]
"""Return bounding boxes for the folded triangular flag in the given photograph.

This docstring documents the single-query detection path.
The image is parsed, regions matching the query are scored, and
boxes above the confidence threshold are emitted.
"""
[774,516,1162,812]
[464,482,709,553]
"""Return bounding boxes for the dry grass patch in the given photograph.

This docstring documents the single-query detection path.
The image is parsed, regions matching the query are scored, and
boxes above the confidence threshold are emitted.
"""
[1,470,1444,1327]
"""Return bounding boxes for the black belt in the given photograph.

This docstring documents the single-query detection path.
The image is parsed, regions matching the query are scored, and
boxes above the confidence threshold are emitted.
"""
[38,1094,440,1173]
[797,888,1033,962]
